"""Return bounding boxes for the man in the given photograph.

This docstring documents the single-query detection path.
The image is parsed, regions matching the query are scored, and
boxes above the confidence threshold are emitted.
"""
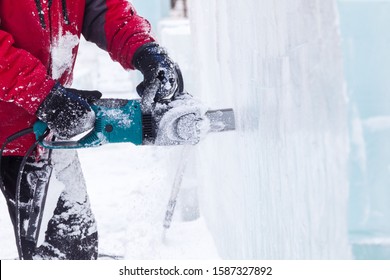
[0,0,185,259]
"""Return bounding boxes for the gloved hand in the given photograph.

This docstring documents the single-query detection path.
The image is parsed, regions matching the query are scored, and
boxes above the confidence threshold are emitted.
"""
[36,83,102,139]
[152,92,210,146]
[132,42,183,111]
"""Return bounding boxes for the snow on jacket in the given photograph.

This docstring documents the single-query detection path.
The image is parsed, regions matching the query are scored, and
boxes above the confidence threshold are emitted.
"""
[0,0,154,156]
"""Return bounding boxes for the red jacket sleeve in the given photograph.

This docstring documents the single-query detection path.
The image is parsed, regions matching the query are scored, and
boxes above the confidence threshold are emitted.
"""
[0,30,56,115]
[83,0,155,70]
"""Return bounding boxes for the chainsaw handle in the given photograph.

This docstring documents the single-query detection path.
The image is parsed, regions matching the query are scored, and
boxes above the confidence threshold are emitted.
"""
[34,104,105,149]
[34,99,143,149]
[33,120,104,149]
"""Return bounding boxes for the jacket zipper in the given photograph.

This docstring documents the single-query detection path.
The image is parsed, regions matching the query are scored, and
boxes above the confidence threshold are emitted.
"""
[35,0,70,29]
[34,0,70,77]
[61,0,70,25]
[34,0,46,28]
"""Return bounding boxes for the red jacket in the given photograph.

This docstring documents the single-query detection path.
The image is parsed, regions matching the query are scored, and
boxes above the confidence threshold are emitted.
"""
[0,0,154,156]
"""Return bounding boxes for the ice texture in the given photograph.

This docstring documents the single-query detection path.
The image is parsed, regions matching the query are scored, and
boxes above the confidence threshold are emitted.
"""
[189,0,352,259]
[338,0,390,259]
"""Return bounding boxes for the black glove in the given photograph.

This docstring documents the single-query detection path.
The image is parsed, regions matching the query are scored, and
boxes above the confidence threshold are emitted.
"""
[36,83,102,139]
[132,42,184,106]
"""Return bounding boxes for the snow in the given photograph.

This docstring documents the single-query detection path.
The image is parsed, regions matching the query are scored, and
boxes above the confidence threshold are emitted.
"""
[77,144,220,259]
[1,0,388,261]
[153,95,209,146]
[50,32,79,82]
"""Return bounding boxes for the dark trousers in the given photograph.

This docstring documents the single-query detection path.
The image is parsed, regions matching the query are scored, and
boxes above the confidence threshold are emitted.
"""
[1,151,98,259]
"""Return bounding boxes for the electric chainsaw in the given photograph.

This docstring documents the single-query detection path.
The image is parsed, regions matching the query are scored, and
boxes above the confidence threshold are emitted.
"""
[33,98,235,149]
[2,91,235,259]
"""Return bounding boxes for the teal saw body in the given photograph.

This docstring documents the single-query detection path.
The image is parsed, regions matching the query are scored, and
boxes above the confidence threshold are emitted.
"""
[34,99,143,149]
[33,98,235,149]
[92,99,143,145]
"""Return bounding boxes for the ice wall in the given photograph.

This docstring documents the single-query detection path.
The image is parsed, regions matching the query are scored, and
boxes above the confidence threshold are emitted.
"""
[189,0,352,259]
[338,0,390,259]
